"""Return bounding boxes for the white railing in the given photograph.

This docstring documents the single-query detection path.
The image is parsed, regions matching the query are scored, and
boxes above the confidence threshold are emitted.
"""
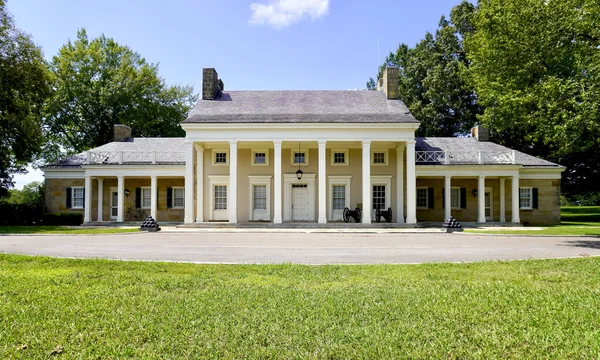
[86,151,185,164]
[416,150,516,164]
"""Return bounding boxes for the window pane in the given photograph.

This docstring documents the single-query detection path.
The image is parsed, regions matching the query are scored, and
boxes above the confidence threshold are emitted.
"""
[373,185,386,210]
[294,152,305,164]
[215,152,227,163]
[373,152,385,164]
[520,188,531,208]
[73,188,84,208]
[173,188,185,208]
[214,185,227,210]
[333,185,345,210]
[334,152,345,164]
[451,188,460,208]
[254,152,266,164]
[253,185,267,210]
[142,188,151,208]
[416,188,427,208]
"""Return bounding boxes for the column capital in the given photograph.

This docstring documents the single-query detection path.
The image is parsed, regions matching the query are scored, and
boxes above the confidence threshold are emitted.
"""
[396,145,405,152]
[150,175,157,179]
[405,139,416,146]
[117,175,124,179]
[229,140,238,146]
[362,140,371,147]
[194,144,204,152]
[318,140,327,146]
[273,140,282,147]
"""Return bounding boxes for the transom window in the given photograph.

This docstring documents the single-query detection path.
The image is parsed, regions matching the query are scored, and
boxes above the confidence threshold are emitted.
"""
[520,188,532,209]
[416,187,428,208]
[450,187,461,208]
[173,187,185,208]
[373,152,385,164]
[332,185,346,210]
[141,187,151,208]
[253,185,267,210]
[215,152,227,164]
[373,185,386,211]
[72,186,84,208]
[214,185,227,210]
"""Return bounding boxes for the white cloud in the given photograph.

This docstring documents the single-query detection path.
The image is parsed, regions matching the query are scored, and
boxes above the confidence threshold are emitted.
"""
[249,0,329,29]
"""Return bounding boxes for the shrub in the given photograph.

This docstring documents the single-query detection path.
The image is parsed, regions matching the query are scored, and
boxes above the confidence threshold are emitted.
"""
[0,202,45,225]
[41,213,83,226]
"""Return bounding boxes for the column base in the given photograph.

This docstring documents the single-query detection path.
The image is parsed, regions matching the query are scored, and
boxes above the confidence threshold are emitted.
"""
[184,217,194,224]
[318,218,327,224]
[406,217,417,224]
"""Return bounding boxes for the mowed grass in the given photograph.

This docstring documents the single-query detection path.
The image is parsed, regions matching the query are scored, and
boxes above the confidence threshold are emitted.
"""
[0,226,137,235]
[466,206,600,236]
[1,255,600,358]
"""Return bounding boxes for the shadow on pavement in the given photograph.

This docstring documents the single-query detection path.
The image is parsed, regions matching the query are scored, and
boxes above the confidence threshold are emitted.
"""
[560,240,600,249]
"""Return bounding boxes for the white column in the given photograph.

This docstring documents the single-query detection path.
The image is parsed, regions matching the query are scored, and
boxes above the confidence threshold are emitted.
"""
[117,175,124,222]
[184,141,194,224]
[195,145,204,222]
[512,175,520,224]
[97,178,104,222]
[318,140,327,224]
[361,140,371,223]
[396,146,404,223]
[150,175,157,220]
[500,177,506,223]
[229,141,238,223]
[84,175,91,223]
[478,175,486,223]
[444,175,451,222]
[406,140,417,224]
[273,141,282,224]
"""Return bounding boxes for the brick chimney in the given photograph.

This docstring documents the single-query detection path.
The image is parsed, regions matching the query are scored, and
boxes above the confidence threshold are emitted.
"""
[113,124,132,142]
[378,65,399,99]
[471,125,489,142]
[202,68,224,100]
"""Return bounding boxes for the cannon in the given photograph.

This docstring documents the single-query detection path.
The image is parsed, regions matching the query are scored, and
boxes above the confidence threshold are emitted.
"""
[375,207,393,223]
[343,207,362,223]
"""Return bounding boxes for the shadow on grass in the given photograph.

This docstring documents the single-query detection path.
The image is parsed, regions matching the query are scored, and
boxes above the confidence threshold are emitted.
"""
[561,240,600,249]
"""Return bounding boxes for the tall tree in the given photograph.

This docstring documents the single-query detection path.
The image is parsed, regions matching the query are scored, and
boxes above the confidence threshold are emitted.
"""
[374,1,480,137]
[466,0,600,195]
[0,0,51,196]
[42,29,197,163]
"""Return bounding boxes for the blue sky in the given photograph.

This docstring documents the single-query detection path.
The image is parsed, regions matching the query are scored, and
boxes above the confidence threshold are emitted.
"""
[8,0,461,187]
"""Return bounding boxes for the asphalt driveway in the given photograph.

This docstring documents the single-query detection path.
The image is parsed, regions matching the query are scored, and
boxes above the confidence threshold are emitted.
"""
[1,231,599,264]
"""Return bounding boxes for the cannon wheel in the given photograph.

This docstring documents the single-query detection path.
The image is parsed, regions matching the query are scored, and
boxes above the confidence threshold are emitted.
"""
[355,208,361,223]
[343,207,350,223]
[375,208,381,223]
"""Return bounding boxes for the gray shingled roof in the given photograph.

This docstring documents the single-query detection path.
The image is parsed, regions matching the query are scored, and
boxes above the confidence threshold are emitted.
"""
[416,138,560,167]
[183,90,419,124]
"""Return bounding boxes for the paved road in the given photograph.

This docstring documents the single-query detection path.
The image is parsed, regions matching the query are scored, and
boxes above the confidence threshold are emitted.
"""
[1,232,599,264]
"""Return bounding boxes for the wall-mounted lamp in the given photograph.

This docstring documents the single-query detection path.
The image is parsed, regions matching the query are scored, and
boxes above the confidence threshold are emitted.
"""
[472,188,478,198]
[296,142,303,180]
[124,188,130,198]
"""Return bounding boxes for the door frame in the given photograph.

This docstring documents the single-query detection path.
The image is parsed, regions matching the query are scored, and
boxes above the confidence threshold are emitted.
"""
[248,175,272,221]
[370,175,392,221]
[208,175,229,221]
[291,185,309,221]
[283,173,316,221]
[328,176,351,221]
[109,186,118,220]
[485,186,493,221]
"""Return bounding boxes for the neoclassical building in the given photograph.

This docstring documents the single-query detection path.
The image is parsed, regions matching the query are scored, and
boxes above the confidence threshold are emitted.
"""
[43,67,564,226]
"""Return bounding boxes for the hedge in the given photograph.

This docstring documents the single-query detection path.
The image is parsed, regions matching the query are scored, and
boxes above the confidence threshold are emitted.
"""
[41,213,83,226]
[0,203,45,226]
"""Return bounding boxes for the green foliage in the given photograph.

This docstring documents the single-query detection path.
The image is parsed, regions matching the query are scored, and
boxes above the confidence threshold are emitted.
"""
[0,1,51,196]
[1,255,600,358]
[3,181,44,206]
[366,77,377,90]
[376,1,481,137]
[0,226,136,234]
[40,213,83,226]
[42,29,198,163]
[465,0,600,195]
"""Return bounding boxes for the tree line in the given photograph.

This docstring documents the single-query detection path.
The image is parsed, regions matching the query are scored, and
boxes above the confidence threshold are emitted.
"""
[0,0,196,196]
[369,0,599,199]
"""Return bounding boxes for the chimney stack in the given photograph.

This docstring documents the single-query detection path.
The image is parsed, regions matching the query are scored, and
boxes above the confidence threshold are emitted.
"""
[471,125,489,142]
[114,124,132,142]
[202,68,223,100]
[378,65,399,99]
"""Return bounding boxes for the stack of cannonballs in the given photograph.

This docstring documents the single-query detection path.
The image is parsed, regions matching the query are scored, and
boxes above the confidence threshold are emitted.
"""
[139,216,161,232]
[442,216,463,233]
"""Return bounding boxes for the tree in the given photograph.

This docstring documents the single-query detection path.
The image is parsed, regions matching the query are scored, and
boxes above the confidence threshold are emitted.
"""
[366,77,377,90]
[466,0,600,196]
[42,29,197,163]
[0,0,51,196]
[3,181,44,206]
[373,1,480,137]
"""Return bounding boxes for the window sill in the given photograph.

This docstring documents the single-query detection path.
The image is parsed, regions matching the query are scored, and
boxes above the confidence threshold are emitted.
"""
[520,208,534,211]
[71,207,84,210]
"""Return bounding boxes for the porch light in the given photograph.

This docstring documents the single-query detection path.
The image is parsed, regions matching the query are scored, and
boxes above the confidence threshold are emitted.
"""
[296,141,303,180]
[472,188,478,198]
[124,188,130,198]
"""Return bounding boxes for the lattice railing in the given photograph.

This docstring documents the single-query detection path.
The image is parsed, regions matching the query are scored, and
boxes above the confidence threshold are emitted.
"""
[86,151,185,164]
[416,150,516,164]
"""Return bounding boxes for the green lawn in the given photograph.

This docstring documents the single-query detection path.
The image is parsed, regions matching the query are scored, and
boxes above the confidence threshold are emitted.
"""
[0,226,137,235]
[1,255,599,358]
[466,206,600,236]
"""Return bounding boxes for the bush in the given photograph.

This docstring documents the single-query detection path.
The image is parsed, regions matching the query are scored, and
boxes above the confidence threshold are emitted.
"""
[565,192,600,206]
[0,202,45,225]
[41,213,83,226]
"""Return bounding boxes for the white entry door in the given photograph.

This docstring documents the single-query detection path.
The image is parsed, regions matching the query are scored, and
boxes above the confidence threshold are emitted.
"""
[292,185,309,221]
[110,187,118,220]
[485,187,493,221]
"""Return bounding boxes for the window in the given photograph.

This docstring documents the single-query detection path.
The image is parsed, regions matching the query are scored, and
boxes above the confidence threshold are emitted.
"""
[450,187,461,208]
[520,187,532,209]
[214,185,227,210]
[332,185,346,210]
[212,149,229,165]
[331,150,348,165]
[141,187,151,208]
[253,185,267,210]
[373,185,386,211]
[294,152,305,164]
[416,187,428,208]
[371,149,388,165]
[72,186,84,209]
[252,150,269,165]
[172,187,184,209]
